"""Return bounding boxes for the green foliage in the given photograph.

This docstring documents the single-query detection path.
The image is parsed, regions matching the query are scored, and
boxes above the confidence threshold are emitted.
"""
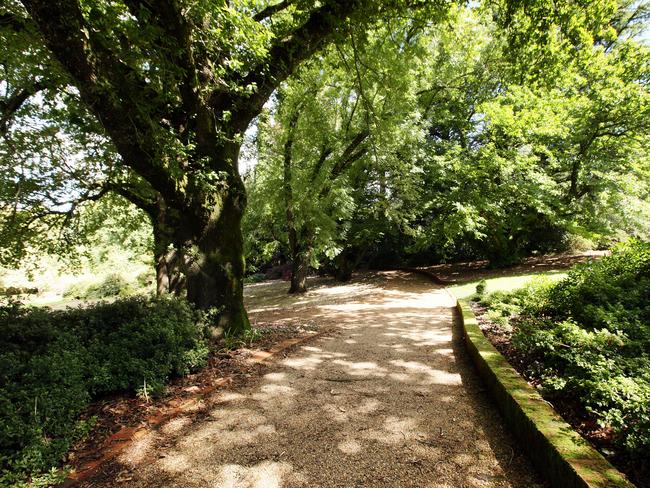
[222,327,263,350]
[135,270,153,289]
[411,3,650,265]
[540,241,650,335]
[246,3,650,274]
[61,281,86,300]
[475,280,487,296]
[3,0,446,317]
[0,296,208,484]
[479,241,650,458]
[66,273,135,300]
[243,273,266,284]
[245,13,434,276]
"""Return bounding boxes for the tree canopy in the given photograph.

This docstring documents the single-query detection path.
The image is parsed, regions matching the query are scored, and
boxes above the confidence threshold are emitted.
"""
[1,0,649,312]
[245,1,649,286]
[2,0,450,332]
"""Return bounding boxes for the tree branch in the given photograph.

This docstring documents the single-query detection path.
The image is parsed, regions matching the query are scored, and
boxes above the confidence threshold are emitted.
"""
[122,0,200,122]
[221,1,365,133]
[0,12,31,32]
[318,130,369,199]
[103,182,159,216]
[330,130,369,180]
[310,144,334,182]
[0,81,44,136]
[20,0,184,207]
[254,0,292,22]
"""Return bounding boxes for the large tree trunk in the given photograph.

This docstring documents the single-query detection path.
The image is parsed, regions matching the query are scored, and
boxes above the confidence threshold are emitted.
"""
[154,245,184,296]
[180,143,251,335]
[183,209,250,335]
[289,249,309,294]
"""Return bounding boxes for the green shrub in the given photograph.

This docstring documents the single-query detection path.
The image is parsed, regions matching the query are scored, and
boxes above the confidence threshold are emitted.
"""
[565,234,596,253]
[0,296,209,484]
[85,273,133,299]
[62,281,88,299]
[244,273,266,284]
[475,279,487,296]
[135,271,154,289]
[63,274,136,300]
[222,327,263,350]
[480,240,650,460]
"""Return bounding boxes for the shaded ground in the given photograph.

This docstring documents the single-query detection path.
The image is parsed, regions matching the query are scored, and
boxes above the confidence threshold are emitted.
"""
[76,271,544,487]
[67,307,322,471]
[421,251,608,285]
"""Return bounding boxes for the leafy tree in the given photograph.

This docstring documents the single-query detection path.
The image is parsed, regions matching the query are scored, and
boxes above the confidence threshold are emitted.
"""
[2,0,648,318]
[2,0,447,332]
[246,17,429,290]
[0,14,185,293]
[246,2,649,275]
[411,2,650,264]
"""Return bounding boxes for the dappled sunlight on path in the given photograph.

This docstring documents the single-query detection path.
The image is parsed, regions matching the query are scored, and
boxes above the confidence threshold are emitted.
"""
[85,272,544,487]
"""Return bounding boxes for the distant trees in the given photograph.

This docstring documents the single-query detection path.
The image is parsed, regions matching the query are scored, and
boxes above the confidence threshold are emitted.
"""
[413,3,650,264]
[245,2,650,281]
[245,17,427,291]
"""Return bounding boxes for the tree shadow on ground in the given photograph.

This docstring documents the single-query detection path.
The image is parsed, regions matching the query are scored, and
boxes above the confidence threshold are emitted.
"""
[79,272,547,488]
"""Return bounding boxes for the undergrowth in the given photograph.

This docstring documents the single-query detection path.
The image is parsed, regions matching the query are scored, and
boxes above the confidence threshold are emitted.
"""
[0,296,209,486]
[474,240,650,461]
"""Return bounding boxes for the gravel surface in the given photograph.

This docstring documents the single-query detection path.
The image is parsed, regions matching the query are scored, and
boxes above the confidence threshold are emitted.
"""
[80,271,545,487]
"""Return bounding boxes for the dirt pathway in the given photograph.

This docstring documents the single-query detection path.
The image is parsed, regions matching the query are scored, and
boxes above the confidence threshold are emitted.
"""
[84,272,544,487]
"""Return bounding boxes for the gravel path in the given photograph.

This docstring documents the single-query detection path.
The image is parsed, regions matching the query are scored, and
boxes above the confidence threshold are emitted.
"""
[86,272,544,487]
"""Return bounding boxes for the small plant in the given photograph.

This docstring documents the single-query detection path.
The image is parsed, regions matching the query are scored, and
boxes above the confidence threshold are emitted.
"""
[88,273,132,298]
[222,330,240,350]
[244,273,266,284]
[62,281,88,299]
[242,328,263,346]
[135,271,154,290]
[475,279,487,296]
[222,328,263,350]
[136,378,165,402]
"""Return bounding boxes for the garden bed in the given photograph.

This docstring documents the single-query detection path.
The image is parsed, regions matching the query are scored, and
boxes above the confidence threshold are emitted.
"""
[466,242,649,487]
[65,318,324,484]
[471,303,647,487]
[0,278,328,486]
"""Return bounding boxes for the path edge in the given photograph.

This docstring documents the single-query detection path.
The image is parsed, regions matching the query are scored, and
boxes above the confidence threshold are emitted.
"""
[456,298,633,488]
[64,328,333,484]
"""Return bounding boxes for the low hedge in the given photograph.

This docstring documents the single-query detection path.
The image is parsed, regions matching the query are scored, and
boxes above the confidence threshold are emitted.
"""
[0,296,209,486]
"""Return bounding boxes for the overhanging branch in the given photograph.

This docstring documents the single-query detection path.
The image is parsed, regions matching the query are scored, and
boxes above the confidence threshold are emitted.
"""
[0,12,31,32]
[0,81,45,136]
[20,0,186,207]
[254,0,292,22]
[222,1,367,133]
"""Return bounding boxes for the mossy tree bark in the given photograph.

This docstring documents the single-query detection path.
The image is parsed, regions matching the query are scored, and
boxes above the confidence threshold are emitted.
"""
[181,162,250,331]
[152,201,185,296]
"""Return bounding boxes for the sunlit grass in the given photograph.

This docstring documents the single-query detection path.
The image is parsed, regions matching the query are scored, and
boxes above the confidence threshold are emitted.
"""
[2,254,153,309]
[448,271,568,299]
